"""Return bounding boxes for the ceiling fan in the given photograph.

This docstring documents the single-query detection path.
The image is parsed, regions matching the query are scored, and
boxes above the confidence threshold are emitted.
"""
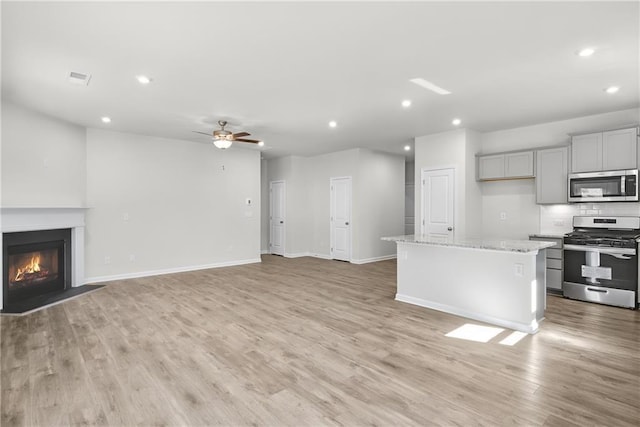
[194,120,262,149]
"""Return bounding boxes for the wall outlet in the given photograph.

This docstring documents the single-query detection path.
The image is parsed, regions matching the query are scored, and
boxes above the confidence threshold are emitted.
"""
[129,254,136,262]
[104,256,111,265]
[123,212,129,221]
[500,212,507,220]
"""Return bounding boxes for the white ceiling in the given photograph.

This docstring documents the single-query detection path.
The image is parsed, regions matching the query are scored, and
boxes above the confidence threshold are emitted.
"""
[2,1,638,159]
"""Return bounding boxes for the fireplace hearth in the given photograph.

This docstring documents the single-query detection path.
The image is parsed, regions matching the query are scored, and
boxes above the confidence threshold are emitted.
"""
[3,228,72,312]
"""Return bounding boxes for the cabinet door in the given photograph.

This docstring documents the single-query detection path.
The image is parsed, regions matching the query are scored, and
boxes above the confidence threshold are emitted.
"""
[478,154,505,180]
[505,151,534,178]
[536,147,568,204]
[571,133,602,172]
[602,127,638,170]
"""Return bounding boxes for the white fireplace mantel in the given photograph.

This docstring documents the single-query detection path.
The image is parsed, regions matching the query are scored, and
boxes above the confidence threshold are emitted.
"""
[1,207,87,310]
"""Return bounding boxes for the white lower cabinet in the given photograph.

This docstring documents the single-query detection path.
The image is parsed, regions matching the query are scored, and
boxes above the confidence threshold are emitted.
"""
[529,236,563,292]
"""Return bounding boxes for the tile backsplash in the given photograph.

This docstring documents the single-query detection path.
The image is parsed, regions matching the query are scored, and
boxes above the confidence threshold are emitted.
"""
[540,203,640,235]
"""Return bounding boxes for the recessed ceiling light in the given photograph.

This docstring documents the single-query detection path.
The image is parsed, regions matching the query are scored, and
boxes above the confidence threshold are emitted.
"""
[101,117,111,123]
[404,145,411,151]
[577,47,595,57]
[401,100,412,108]
[452,118,462,126]
[410,78,451,95]
[329,121,337,128]
[136,75,152,84]
[258,141,265,147]
[605,86,620,94]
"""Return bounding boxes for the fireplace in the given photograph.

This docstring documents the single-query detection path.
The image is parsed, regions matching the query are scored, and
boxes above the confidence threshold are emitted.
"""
[3,228,72,309]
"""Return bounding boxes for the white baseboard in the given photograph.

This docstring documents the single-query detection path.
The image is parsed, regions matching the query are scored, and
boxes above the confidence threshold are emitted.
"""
[394,293,539,334]
[283,252,309,258]
[84,257,262,284]
[265,252,393,264]
[260,249,269,254]
[310,253,332,260]
[283,252,333,260]
[351,254,397,265]
[276,252,394,263]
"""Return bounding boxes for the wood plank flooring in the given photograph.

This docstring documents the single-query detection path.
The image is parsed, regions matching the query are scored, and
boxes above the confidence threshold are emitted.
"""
[1,255,639,426]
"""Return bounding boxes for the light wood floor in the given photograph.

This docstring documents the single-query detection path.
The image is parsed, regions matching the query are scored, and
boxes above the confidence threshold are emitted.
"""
[2,255,639,426]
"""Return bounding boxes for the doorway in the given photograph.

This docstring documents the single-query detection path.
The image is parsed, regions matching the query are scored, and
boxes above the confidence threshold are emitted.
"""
[269,180,286,256]
[330,176,352,261]
[421,168,455,241]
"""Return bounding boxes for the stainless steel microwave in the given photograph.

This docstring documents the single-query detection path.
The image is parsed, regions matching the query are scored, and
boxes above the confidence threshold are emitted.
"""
[568,169,638,202]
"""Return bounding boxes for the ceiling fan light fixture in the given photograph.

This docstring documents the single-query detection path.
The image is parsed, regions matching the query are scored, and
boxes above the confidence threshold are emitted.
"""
[213,137,233,149]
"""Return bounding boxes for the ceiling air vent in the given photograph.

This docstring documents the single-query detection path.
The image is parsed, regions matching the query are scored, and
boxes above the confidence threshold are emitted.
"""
[68,71,91,86]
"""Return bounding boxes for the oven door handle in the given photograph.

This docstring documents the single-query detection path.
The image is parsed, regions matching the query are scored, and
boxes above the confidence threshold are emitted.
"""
[564,244,636,257]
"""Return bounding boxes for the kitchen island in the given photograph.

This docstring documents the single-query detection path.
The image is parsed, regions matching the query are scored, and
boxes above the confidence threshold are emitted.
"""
[382,235,557,334]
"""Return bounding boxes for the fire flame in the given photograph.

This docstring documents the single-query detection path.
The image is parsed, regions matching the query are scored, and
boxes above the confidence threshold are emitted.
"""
[14,255,42,282]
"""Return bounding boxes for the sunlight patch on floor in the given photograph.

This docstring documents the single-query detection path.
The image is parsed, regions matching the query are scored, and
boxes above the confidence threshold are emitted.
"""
[499,331,528,346]
[445,323,504,343]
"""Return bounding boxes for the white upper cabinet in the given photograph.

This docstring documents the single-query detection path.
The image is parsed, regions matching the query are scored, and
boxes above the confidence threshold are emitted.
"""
[571,133,602,172]
[602,127,638,170]
[477,151,534,181]
[478,154,505,180]
[536,146,569,204]
[571,127,638,172]
[505,151,535,178]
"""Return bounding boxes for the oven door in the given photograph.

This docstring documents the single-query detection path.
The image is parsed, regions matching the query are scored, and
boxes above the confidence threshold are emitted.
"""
[563,244,637,307]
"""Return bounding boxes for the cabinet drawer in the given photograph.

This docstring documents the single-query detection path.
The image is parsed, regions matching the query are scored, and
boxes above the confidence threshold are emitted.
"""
[547,259,562,270]
[547,248,563,259]
[547,268,562,290]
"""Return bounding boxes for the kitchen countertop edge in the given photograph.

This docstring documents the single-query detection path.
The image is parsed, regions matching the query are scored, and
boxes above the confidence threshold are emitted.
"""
[383,235,557,253]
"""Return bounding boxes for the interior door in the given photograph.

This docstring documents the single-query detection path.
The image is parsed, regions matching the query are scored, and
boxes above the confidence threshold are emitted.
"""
[421,168,455,241]
[270,180,285,256]
[330,177,352,261]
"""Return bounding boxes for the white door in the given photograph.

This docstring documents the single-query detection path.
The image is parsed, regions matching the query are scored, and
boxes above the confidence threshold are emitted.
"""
[421,168,455,241]
[270,181,285,256]
[330,177,352,261]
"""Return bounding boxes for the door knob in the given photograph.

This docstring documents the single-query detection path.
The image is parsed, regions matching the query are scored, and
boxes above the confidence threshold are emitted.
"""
[447,227,453,231]
[280,221,284,224]
[345,222,350,225]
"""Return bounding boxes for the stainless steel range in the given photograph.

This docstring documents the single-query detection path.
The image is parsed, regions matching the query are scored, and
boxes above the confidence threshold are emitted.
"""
[564,216,639,309]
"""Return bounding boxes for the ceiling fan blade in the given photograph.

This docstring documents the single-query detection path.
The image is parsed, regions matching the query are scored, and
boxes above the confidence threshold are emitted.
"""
[193,131,213,137]
[235,138,261,144]
[232,132,250,138]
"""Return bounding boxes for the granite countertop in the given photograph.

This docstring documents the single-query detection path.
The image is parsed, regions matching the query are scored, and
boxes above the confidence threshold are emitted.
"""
[529,233,566,239]
[382,234,557,253]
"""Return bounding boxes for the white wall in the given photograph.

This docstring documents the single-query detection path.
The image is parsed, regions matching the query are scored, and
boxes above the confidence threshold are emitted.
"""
[405,161,415,234]
[307,149,359,258]
[1,101,86,207]
[479,108,640,238]
[265,155,311,256]
[260,158,269,253]
[414,129,482,238]
[355,149,405,261]
[265,148,405,262]
[85,128,261,281]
